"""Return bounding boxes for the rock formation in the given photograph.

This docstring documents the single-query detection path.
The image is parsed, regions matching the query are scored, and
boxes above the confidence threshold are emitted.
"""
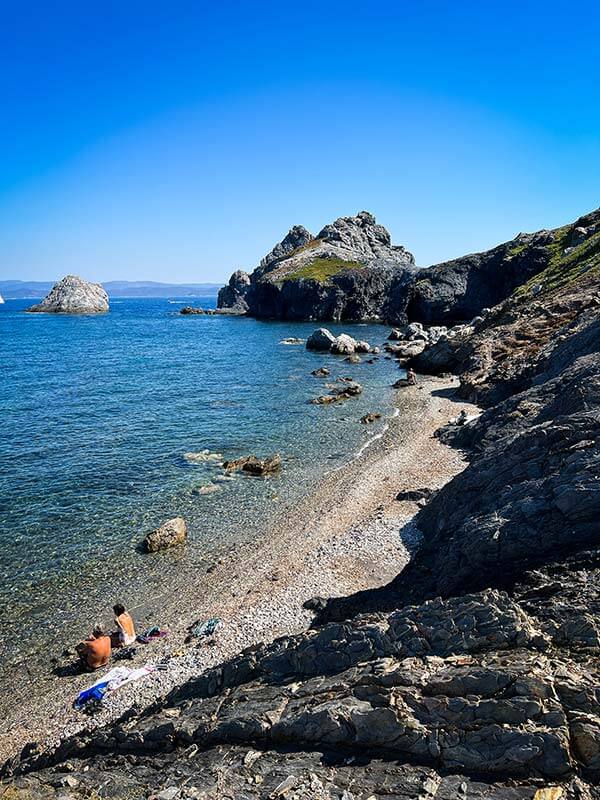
[218,208,600,327]
[218,211,416,321]
[26,275,109,314]
[216,269,251,313]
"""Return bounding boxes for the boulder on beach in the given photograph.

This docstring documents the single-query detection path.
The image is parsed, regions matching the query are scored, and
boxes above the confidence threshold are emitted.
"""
[26,275,109,314]
[385,340,427,359]
[306,328,336,351]
[145,516,187,553]
[223,453,282,476]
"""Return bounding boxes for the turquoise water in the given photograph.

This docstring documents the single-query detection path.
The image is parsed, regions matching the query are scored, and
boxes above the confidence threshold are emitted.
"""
[0,298,400,672]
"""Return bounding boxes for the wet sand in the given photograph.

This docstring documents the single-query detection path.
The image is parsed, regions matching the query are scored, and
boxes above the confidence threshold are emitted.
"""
[0,377,475,763]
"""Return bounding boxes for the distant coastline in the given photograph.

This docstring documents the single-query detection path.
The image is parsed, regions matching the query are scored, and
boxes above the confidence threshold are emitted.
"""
[0,280,222,300]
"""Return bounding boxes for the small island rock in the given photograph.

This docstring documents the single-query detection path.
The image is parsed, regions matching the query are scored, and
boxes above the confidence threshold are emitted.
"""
[26,275,109,314]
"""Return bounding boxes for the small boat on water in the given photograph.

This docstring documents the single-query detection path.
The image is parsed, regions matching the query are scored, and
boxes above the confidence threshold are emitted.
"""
[0,293,4,304]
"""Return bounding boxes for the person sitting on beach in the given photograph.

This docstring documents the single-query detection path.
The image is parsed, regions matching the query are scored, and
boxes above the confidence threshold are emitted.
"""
[112,602,136,648]
[407,368,417,385]
[76,625,111,671]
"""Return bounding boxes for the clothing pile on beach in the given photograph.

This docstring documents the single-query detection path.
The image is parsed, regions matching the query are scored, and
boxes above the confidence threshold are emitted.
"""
[136,626,169,644]
[74,664,156,710]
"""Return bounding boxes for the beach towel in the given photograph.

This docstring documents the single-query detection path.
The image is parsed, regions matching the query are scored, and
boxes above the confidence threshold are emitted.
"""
[74,664,156,709]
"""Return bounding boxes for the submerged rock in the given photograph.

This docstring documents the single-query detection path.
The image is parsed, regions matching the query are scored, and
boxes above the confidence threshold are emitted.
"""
[361,412,382,424]
[222,454,282,476]
[311,381,363,404]
[145,517,187,553]
[311,367,330,377]
[279,337,304,345]
[26,275,109,314]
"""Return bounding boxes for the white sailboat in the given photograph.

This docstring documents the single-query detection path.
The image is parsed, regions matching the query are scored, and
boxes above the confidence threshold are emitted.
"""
[0,293,4,304]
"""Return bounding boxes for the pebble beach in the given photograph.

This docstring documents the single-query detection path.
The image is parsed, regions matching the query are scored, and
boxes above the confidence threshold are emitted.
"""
[1,376,475,764]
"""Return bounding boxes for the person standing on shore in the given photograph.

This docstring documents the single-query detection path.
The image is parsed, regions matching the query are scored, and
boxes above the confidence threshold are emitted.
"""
[407,368,417,385]
[112,603,136,647]
[76,625,111,671]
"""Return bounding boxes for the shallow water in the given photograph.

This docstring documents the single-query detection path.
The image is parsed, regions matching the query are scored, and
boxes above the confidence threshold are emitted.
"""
[0,297,402,673]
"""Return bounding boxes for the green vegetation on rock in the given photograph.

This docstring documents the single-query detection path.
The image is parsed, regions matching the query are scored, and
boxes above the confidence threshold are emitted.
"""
[284,257,364,282]
[515,224,600,299]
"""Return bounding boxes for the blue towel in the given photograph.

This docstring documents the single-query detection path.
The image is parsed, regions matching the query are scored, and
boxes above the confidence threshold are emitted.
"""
[74,681,109,709]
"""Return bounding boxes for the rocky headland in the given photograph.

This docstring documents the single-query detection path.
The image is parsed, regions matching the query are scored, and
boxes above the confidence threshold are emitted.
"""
[3,208,599,799]
[26,275,109,314]
[217,211,416,321]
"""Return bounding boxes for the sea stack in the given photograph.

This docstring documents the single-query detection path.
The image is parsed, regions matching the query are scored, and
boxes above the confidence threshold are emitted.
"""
[26,275,109,313]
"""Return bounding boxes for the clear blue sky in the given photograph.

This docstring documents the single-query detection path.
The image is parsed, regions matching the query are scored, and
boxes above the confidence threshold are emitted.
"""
[1,1,599,283]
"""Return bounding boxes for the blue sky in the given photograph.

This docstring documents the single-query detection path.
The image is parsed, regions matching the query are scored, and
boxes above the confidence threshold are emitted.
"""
[1,1,599,283]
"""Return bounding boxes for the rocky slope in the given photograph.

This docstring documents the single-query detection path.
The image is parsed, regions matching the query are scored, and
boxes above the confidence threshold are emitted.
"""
[217,211,416,321]
[3,209,599,799]
[26,275,109,313]
[313,209,600,622]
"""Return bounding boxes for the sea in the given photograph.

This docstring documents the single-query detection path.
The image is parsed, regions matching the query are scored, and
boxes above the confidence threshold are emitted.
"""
[0,297,402,677]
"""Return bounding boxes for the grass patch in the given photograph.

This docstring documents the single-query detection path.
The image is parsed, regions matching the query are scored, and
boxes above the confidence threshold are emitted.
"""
[506,240,530,259]
[284,257,364,282]
[514,224,600,299]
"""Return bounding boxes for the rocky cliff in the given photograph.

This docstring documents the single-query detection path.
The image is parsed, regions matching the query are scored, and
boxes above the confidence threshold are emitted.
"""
[217,211,416,321]
[4,210,600,799]
[219,209,599,327]
[26,275,109,314]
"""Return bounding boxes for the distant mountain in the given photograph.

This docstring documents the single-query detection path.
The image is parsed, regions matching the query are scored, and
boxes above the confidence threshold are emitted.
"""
[0,280,221,299]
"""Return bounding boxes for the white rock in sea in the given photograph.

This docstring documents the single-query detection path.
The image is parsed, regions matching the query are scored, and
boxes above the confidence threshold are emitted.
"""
[26,274,109,313]
[331,333,357,355]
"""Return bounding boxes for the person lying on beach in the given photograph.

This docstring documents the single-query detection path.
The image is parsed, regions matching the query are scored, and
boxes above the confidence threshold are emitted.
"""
[76,625,111,671]
[112,603,136,648]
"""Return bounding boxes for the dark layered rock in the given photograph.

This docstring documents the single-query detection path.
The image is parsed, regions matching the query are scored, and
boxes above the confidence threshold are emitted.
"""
[402,230,555,323]
[6,584,600,794]
[26,275,109,314]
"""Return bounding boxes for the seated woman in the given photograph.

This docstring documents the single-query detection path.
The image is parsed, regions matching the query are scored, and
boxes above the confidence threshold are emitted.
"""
[76,625,111,671]
[112,602,136,647]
